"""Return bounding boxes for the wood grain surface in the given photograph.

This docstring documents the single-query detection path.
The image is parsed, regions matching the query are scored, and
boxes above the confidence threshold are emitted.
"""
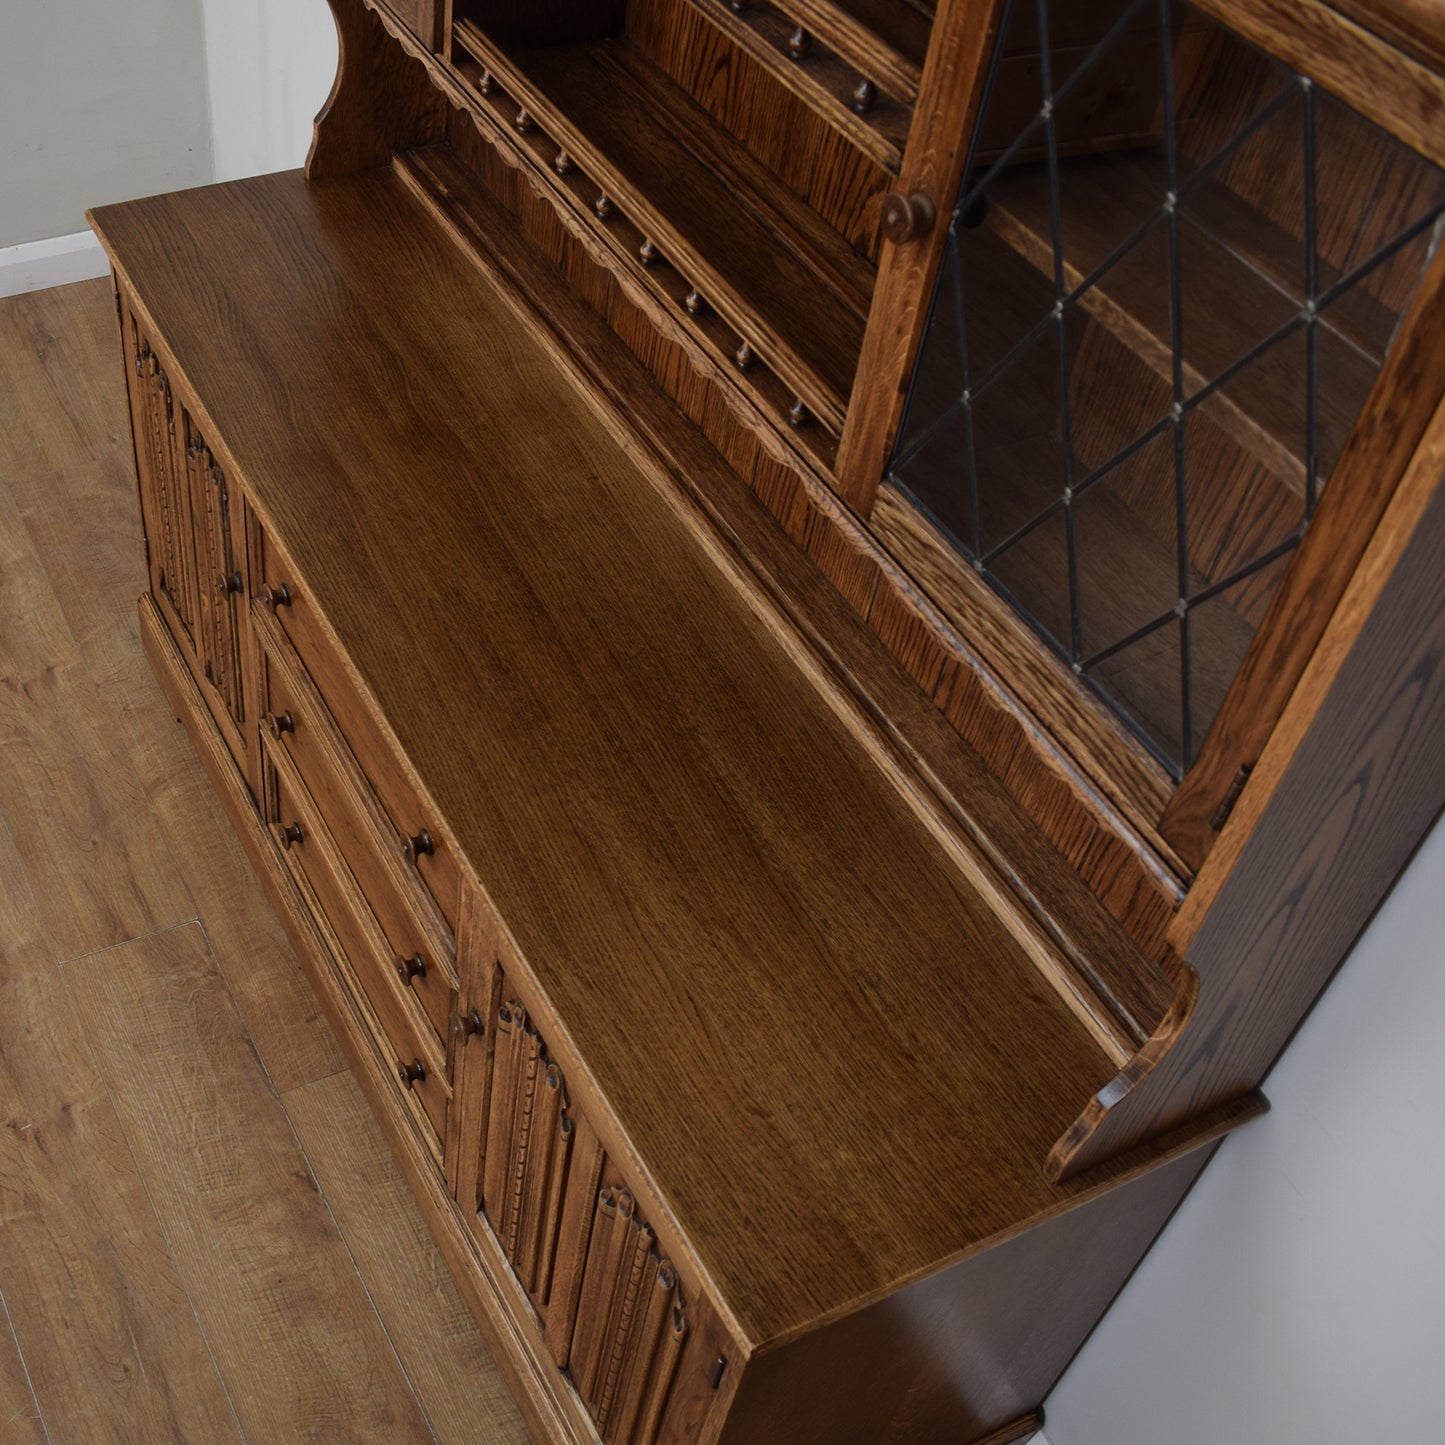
[0,489,192,957]
[67,923,436,1442]
[90,168,1132,1346]
[285,1070,531,1443]
[0,826,239,1445]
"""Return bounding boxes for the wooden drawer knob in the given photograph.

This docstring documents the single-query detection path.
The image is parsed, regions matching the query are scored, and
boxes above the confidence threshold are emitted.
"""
[259,581,293,610]
[455,1007,486,1039]
[403,830,434,863]
[880,191,937,244]
[279,822,304,849]
[264,710,295,740]
[397,1058,426,1089]
[217,570,244,596]
[395,952,427,985]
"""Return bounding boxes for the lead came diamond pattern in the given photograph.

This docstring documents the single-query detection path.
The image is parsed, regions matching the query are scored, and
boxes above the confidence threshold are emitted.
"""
[891,0,1445,776]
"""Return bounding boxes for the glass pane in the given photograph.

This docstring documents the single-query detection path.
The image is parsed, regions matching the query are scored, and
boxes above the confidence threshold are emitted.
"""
[971,307,1074,562]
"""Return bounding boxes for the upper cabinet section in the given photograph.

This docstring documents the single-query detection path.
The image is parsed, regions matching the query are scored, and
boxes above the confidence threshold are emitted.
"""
[449,0,905,457]
[892,0,1445,779]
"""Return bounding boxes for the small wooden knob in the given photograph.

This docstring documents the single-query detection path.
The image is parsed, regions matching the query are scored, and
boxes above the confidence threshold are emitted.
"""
[264,710,295,740]
[217,570,244,596]
[279,822,304,849]
[403,829,434,862]
[395,952,427,985]
[259,581,292,610]
[880,191,937,244]
[455,1007,486,1039]
[397,1059,426,1089]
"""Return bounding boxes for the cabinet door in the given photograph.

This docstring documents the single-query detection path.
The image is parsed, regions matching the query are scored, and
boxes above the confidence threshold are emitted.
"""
[186,421,248,740]
[474,996,598,1326]
[460,978,729,1443]
[122,299,256,788]
[125,315,199,653]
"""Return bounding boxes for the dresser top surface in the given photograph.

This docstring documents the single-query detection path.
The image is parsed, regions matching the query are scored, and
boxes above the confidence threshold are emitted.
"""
[93,166,1124,1344]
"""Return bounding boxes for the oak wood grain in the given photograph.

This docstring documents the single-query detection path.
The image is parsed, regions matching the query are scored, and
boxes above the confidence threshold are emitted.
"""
[0,821,239,1444]
[309,0,447,179]
[285,1069,532,1444]
[91,167,1126,1347]
[67,922,436,1442]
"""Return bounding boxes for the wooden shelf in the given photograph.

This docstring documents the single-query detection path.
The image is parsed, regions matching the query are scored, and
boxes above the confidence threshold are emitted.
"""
[985,152,1382,496]
[772,0,934,104]
[680,0,912,172]
[453,19,871,433]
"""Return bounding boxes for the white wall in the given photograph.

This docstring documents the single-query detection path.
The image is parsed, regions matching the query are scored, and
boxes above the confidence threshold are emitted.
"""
[199,0,338,182]
[1038,812,1445,1444]
[0,0,211,248]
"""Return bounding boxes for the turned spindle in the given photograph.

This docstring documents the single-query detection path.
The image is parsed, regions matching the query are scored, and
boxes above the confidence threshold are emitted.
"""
[515,107,535,134]
[788,399,810,428]
[478,69,494,95]
[554,149,574,175]
[639,238,660,266]
[788,27,812,60]
[594,193,615,220]
[685,288,706,316]
[852,79,878,113]
[734,340,754,371]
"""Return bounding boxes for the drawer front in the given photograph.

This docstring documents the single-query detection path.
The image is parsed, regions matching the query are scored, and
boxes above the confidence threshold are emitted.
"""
[254,531,463,936]
[270,752,450,1145]
[261,630,456,1045]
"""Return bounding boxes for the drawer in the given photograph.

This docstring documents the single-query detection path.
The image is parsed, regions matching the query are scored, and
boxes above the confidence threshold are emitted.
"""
[270,748,450,1147]
[254,530,464,935]
[260,629,457,1046]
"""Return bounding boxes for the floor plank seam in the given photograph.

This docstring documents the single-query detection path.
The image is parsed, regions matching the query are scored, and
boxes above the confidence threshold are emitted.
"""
[0,1288,52,1445]
[279,1065,353,1097]
[53,915,203,970]
[55,952,252,1445]
[274,1099,446,1445]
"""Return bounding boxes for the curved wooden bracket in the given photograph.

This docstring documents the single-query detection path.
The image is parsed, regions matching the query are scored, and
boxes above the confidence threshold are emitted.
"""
[1045,951,1201,1184]
[307,0,447,182]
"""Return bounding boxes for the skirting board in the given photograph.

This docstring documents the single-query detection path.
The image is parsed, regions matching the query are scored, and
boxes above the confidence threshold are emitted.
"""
[0,230,110,298]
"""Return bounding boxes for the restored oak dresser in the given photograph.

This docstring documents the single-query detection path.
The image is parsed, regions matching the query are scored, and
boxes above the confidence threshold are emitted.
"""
[90,0,1445,1439]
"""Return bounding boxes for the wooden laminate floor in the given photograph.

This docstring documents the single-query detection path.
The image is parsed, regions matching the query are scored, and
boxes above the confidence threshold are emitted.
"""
[0,277,532,1443]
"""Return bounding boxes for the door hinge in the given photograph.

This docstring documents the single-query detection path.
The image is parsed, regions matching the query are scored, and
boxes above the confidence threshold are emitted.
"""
[1209,762,1254,832]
